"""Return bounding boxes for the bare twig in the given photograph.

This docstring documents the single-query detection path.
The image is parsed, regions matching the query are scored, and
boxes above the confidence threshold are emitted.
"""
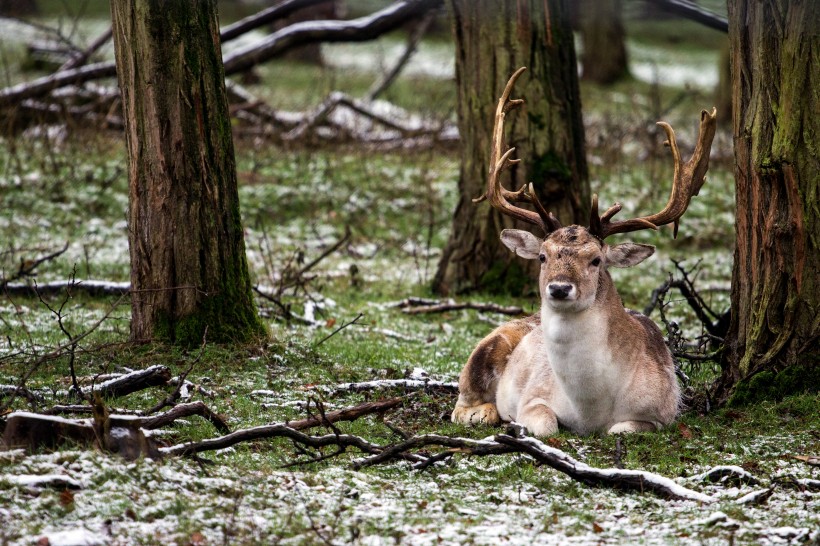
[0,292,128,414]
[35,268,84,401]
[0,242,69,290]
[366,10,436,101]
[315,312,365,347]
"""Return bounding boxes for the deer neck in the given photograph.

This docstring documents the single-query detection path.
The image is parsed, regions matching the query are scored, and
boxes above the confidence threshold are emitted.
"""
[540,270,629,367]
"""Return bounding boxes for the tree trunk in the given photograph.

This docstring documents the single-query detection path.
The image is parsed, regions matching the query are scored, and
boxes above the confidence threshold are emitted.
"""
[111,0,266,345]
[433,0,589,295]
[717,0,819,404]
[580,0,629,84]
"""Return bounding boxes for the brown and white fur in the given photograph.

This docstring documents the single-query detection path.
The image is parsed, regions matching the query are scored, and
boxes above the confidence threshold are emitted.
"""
[451,225,680,436]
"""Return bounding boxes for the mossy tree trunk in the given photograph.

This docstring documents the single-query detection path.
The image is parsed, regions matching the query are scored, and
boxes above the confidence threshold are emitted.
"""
[717,0,819,404]
[579,0,629,84]
[433,0,589,295]
[111,0,266,345]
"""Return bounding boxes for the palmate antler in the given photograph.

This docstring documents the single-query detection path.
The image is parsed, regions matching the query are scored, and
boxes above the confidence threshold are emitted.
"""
[477,67,718,240]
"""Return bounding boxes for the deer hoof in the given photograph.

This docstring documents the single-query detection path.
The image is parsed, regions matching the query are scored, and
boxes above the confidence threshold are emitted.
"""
[451,403,501,426]
[608,421,658,434]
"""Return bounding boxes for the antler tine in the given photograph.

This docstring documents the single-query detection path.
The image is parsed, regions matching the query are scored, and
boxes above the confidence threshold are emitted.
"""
[474,67,562,236]
[590,107,717,240]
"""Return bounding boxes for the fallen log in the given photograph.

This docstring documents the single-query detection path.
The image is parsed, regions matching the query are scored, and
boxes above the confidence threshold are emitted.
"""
[92,365,172,398]
[2,280,130,297]
[0,0,443,109]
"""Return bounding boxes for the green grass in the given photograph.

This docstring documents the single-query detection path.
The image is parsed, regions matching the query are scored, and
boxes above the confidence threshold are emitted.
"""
[1,11,817,546]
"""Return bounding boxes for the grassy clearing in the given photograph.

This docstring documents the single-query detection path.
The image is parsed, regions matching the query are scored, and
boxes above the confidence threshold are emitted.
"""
[1,9,818,546]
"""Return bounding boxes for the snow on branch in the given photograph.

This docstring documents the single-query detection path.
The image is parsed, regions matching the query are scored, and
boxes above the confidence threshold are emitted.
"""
[222,0,443,75]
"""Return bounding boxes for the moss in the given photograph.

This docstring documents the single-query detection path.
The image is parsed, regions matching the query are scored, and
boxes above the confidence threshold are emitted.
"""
[172,292,268,347]
[532,150,573,185]
[479,259,533,296]
[728,356,820,407]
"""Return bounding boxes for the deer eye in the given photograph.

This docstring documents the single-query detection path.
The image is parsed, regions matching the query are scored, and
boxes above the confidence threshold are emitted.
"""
[539,253,546,263]
[590,257,602,267]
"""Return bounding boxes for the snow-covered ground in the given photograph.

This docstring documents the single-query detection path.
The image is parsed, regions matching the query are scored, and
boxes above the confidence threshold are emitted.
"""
[1,425,817,545]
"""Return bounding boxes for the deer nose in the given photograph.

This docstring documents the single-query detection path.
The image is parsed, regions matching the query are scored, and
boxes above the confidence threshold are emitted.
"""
[548,283,574,300]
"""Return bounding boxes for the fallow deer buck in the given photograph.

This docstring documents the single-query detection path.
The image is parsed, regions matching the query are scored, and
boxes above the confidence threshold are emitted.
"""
[452,67,717,436]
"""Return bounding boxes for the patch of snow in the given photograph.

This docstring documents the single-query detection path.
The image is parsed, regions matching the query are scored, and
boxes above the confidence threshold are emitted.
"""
[3,474,82,489]
[40,528,106,546]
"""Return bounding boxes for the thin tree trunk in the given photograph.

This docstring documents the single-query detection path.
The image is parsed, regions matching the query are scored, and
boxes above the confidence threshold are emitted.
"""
[111,0,265,344]
[433,0,589,295]
[717,0,819,404]
[580,0,629,84]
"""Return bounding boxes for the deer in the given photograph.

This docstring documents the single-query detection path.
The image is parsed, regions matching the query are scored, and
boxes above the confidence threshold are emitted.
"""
[451,67,717,436]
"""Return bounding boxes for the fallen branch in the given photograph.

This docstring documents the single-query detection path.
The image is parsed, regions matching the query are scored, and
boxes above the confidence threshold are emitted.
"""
[222,0,443,75]
[646,0,728,33]
[58,27,113,71]
[494,434,714,503]
[332,378,458,393]
[688,465,760,486]
[399,298,525,316]
[3,279,130,297]
[158,419,714,502]
[0,0,442,108]
[0,243,69,291]
[92,365,172,399]
[138,401,229,434]
[219,0,332,42]
[286,396,405,430]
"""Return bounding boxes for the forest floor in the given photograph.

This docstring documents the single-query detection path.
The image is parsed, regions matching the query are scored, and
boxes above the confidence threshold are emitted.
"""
[1,6,818,546]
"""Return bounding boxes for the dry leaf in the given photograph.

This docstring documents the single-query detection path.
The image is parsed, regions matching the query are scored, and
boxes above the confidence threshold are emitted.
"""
[592,522,604,533]
[325,318,336,328]
[677,422,693,439]
[189,531,206,545]
[58,489,75,507]
[791,454,820,467]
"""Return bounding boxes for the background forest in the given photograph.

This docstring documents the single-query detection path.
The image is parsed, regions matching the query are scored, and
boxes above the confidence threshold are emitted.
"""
[0,1,817,545]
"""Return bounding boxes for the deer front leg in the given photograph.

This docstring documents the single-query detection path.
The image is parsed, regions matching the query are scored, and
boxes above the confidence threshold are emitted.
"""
[516,397,559,437]
[607,420,658,434]
[452,321,534,427]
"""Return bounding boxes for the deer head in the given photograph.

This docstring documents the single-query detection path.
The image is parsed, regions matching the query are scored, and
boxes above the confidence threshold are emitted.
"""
[477,67,717,312]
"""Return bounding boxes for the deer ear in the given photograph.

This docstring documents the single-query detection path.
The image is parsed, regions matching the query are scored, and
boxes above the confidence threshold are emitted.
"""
[500,229,543,260]
[605,243,655,268]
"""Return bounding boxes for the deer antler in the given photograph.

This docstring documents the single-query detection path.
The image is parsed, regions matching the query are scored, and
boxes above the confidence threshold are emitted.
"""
[473,67,562,236]
[589,108,718,239]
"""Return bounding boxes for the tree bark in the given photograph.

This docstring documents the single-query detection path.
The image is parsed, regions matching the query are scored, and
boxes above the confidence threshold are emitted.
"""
[433,0,589,295]
[580,0,629,85]
[718,0,819,404]
[111,0,266,344]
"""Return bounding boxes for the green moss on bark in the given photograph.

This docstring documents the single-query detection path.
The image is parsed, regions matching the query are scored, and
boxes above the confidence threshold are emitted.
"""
[479,260,533,296]
[728,356,820,407]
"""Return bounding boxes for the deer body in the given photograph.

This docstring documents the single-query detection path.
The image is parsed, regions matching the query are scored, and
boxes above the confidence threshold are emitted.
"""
[451,68,715,437]
[453,226,680,436]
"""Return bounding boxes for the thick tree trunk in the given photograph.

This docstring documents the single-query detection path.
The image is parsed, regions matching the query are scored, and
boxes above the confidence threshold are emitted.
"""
[717,0,819,404]
[111,0,266,344]
[433,0,589,295]
[580,0,629,84]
